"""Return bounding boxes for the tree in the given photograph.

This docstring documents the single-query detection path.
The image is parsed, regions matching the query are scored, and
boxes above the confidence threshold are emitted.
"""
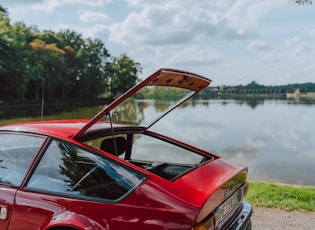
[27,37,67,101]
[0,6,143,103]
[105,54,142,98]
[75,38,110,100]
[0,5,7,16]
[57,30,86,100]
[0,10,30,101]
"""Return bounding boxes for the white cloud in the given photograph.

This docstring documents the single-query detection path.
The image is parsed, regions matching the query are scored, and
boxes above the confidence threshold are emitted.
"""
[166,46,223,66]
[56,23,108,39]
[78,11,108,23]
[30,0,63,12]
[86,24,108,38]
[222,0,284,39]
[108,0,288,47]
[15,0,110,12]
[247,40,272,51]
[108,3,222,46]
[305,29,315,38]
[283,37,313,57]
[261,48,279,62]
[74,0,110,7]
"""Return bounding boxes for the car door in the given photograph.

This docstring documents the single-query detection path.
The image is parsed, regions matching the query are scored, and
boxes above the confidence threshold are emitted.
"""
[0,133,46,229]
[0,187,15,229]
[8,138,146,229]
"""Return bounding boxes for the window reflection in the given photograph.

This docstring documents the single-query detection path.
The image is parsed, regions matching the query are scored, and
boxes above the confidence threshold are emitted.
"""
[27,140,145,201]
[0,134,45,186]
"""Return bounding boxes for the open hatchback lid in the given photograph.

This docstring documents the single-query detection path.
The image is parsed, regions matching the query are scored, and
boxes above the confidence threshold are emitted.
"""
[72,68,211,139]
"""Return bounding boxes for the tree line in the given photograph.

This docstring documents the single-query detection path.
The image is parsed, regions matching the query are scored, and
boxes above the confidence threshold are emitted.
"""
[207,81,315,95]
[0,6,142,104]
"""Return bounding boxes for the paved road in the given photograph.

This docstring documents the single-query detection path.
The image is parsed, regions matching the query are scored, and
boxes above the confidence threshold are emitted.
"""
[252,207,315,230]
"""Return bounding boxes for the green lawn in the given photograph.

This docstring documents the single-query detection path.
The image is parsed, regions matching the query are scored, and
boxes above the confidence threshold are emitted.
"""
[244,181,315,212]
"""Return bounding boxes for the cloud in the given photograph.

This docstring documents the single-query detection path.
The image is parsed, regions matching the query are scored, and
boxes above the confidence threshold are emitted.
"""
[219,0,283,39]
[108,3,222,46]
[261,48,279,62]
[166,46,223,66]
[2,0,43,4]
[57,23,108,39]
[283,37,313,57]
[305,28,315,38]
[249,34,315,84]
[108,0,288,47]
[220,146,257,161]
[247,136,270,147]
[86,24,108,38]
[247,40,272,51]
[30,0,63,12]
[8,0,110,12]
[78,11,108,23]
[300,149,315,158]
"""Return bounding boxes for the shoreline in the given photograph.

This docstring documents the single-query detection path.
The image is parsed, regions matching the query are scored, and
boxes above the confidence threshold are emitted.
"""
[0,98,112,109]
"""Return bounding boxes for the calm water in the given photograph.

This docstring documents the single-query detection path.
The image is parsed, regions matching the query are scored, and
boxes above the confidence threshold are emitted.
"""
[1,98,315,186]
[152,99,315,186]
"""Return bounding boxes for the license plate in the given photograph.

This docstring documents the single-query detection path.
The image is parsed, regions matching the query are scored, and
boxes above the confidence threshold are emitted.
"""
[217,191,239,223]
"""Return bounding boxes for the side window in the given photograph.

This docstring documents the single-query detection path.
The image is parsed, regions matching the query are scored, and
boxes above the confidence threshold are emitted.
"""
[27,139,145,201]
[0,133,45,186]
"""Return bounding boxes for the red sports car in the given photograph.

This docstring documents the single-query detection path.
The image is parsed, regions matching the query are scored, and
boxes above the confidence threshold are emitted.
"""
[0,68,252,230]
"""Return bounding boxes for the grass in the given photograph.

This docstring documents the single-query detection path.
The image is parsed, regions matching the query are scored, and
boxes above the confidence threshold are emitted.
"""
[244,181,315,212]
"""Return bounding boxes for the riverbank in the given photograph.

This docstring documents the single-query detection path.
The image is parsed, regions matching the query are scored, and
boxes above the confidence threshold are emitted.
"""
[0,98,112,109]
[245,181,315,212]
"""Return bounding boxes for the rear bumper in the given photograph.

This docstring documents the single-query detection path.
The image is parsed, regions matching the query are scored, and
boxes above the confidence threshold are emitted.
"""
[226,201,252,230]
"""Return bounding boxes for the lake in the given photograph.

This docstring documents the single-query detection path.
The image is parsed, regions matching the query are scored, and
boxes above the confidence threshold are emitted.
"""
[1,97,314,186]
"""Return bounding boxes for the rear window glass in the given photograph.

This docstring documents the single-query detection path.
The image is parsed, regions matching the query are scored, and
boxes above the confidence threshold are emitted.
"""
[27,139,145,201]
[131,134,204,165]
[0,133,45,186]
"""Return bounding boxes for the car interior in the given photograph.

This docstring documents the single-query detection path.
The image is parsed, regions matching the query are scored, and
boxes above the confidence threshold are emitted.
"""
[87,132,212,181]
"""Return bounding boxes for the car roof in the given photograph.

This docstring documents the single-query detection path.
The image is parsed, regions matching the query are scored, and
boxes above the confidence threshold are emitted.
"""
[0,120,90,139]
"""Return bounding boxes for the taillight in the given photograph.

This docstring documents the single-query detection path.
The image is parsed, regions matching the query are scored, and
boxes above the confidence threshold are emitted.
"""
[240,181,249,198]
[193,214,217,230]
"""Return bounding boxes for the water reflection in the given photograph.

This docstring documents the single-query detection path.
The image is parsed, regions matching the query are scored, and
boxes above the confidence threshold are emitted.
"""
[151,99,315,186]
[1,98,315,186]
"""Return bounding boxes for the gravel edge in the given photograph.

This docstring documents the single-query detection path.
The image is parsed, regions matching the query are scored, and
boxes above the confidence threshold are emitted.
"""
[252,207,315,230]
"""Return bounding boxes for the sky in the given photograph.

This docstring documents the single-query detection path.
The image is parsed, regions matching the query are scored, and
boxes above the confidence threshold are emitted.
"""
[1,0,314,86]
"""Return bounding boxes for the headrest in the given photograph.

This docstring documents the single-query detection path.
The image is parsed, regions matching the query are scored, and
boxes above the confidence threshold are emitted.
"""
[100,137,126,156]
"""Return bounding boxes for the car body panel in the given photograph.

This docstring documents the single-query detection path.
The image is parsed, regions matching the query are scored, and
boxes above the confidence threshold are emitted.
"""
[10,190,196,230]
[0,188,16,229]
[0,120,87,139]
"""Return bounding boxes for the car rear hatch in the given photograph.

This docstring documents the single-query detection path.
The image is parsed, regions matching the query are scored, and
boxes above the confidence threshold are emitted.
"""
[72,68,211,139]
